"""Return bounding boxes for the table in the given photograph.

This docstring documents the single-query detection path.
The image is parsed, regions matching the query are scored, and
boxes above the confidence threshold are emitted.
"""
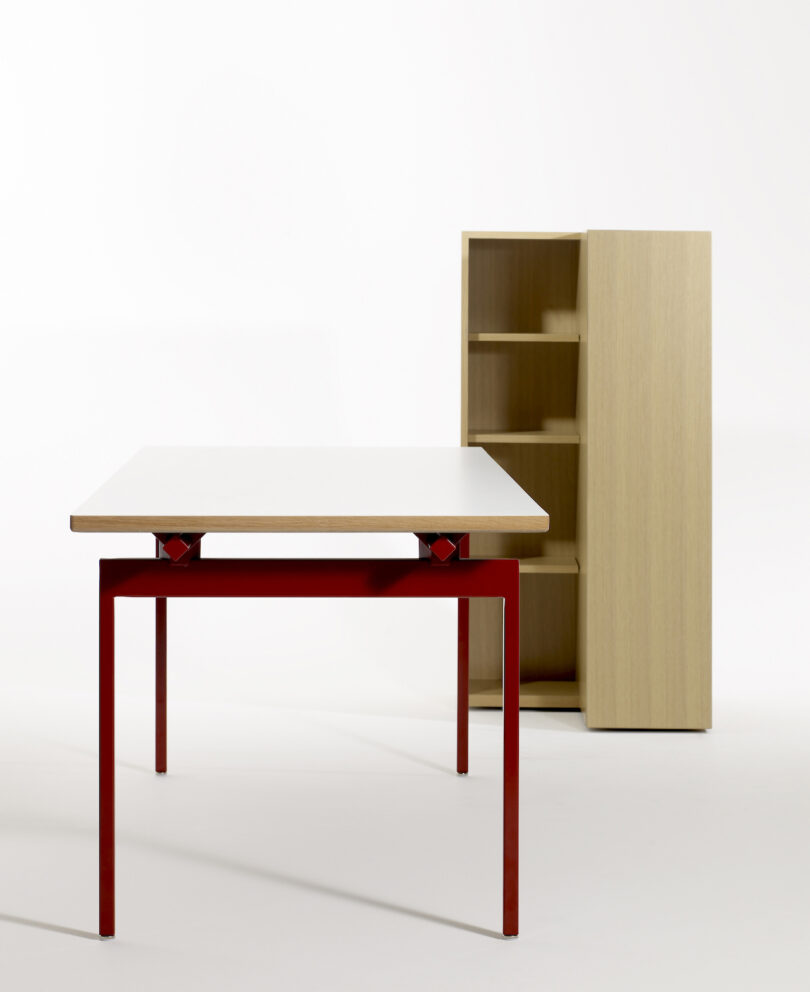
[71,446,550,938]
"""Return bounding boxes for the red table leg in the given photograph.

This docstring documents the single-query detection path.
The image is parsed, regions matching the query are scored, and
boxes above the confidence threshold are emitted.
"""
[155,537,167,775]
[457,598,469,774]
[457,535,470,775]
[502,574,520,937]
[99,580,115,938]
[155,597,167,774]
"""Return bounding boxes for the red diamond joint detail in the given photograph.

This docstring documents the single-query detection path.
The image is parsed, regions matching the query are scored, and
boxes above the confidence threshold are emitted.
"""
[162,535,191,562]
[430,536,457,562]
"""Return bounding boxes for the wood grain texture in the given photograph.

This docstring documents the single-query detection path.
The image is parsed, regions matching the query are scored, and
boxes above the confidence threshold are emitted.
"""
[462,237,584,696]
[70,513,550,534]
[465,232,583,241]
[470,679,579,708]
[468,575,577,684]
[468,339,579,434]
[470,443,579,560]
[518,556,579,574]
[519,573,577,681]
[468,446,580,682]
[469,555,578,573]
[582,231,712,729]
[575,235,590,720]
[469,333,580,343]
[467,238,581,337]
[461,229,711,724]
[467,429,579,445]
[461,233,470,442]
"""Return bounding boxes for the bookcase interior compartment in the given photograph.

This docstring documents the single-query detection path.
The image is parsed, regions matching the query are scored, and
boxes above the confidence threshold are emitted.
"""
[469,444,579,560]
[468,238,580,337]
[469,573,578,687]
[467,340,579,435]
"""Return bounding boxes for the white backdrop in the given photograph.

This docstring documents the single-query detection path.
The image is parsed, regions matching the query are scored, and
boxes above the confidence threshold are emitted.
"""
[3,5,810,989]
[2,0,809,713]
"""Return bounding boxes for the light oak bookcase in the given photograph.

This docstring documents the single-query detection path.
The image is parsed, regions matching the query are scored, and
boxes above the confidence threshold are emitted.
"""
[461,230,711,729]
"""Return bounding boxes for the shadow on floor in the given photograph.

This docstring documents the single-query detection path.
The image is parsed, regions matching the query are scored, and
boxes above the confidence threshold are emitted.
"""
[0,912,99,941]
[137,834,507,940]
[321,721,459,776]
[0,824,508,942]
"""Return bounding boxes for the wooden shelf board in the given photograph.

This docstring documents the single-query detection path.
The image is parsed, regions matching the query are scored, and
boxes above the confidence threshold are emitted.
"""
[469,333,580,343]
[469,679,580,709]
[519,556,579,574]
[469,555,579,574]
[468,428,580,445]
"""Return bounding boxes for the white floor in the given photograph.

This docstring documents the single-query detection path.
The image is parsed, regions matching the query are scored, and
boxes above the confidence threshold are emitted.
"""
[1,683,808,992]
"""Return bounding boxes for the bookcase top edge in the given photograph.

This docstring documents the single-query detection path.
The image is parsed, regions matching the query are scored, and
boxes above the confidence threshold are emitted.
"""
[463,230,711,241]
[585,229,712,236]
[463,232,584,241]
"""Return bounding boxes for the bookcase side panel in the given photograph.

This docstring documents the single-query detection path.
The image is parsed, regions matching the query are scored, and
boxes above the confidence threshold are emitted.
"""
[584,231,712,729]
[575,235,590,719]
[461,233,470,443]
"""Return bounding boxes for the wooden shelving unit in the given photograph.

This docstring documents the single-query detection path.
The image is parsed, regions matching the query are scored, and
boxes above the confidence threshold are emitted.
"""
[461,230,712,729]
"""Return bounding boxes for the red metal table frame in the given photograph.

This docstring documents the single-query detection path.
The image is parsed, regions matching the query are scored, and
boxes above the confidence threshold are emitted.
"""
[98,533,520,938]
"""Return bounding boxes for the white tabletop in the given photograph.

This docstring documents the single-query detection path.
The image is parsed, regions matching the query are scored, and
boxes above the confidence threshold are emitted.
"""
[70,446,549,534]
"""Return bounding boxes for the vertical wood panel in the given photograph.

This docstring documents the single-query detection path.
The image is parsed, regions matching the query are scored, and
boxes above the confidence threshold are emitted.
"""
[583,231,711,728]
[461,233,470,442]
[575,236,590,718]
